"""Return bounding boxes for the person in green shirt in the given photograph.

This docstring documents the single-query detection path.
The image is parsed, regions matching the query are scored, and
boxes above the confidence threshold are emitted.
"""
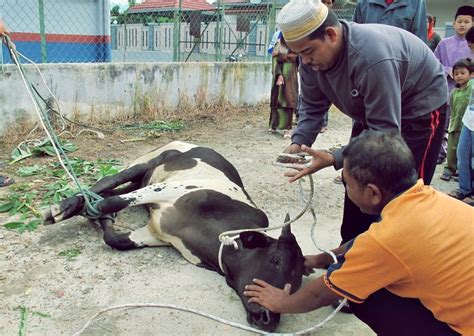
[440,58,474,181]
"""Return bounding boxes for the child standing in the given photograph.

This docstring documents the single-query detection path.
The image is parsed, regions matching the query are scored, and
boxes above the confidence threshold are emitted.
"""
[434,5,473,164]
[441,58,473,181]
[449,28,474,204]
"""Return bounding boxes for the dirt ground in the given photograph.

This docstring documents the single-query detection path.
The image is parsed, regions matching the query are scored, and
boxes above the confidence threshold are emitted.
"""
[0,106,457,335]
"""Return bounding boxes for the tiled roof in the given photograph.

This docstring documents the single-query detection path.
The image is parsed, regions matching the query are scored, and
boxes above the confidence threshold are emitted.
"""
[129,0,214,12]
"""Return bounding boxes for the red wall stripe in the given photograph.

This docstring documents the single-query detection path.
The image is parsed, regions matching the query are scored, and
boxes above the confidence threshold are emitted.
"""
[9,32,110,44]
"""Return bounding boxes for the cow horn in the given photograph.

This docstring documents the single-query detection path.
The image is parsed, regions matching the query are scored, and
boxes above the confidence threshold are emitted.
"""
[279,214,292,239]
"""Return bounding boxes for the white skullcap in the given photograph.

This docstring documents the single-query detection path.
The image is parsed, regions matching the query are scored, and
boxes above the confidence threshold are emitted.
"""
[277,0,329,42]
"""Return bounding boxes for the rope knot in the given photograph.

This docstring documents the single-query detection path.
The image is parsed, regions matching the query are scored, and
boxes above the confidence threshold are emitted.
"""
[220,235,239,250]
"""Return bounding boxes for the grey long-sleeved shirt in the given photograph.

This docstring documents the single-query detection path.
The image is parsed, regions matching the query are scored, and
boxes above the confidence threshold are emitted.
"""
[293,21,447,169]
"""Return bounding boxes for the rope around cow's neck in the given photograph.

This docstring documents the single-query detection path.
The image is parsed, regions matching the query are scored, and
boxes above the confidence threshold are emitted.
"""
[217,173,338,274]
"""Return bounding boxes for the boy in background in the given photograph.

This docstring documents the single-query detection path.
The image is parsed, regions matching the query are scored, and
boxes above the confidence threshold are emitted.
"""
[449,27,474,203]
[441,58,473,181]
[434,6,474,164]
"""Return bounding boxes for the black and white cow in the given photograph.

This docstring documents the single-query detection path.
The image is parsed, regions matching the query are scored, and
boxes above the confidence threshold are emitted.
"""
[43,141,305,332]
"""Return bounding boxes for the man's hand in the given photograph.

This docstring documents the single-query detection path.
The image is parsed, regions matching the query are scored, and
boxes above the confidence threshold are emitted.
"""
[284,144,335,182]
[244,279,291,313]
[304,253,334,275]
[277,143,303,164]
[0,19,9,36]
[276,75,284,86]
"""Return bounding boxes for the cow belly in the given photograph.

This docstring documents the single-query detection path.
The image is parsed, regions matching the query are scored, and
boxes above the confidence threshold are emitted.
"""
[147,207,203,265]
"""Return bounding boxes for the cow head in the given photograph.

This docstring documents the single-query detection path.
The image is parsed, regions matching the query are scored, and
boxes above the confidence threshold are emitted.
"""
[223,223,305,332]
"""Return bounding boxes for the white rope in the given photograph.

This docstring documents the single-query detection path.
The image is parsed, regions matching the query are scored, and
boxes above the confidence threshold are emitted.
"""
[73,300,347,336]
[6,39,76,183]
[16,50,67,131]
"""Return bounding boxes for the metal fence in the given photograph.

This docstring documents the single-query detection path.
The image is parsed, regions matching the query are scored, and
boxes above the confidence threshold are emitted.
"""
[1,0,357,64]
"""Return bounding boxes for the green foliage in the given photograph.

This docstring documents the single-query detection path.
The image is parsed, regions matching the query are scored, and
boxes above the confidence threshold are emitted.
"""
[0,188,38,216]
[17,165,44,177]
[17,306,51,336]
[11,139,77,164]
[3,217,42,233]
[121,120,186,132]
[58,248,81,260]
[1,158,124,234]
[111,4,120,16]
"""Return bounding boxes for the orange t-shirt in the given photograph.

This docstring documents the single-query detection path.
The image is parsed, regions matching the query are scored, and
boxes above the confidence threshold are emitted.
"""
[324,180,474,335]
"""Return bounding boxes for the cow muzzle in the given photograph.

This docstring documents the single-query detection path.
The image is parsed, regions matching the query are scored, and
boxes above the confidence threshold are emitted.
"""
[246,304,280,332]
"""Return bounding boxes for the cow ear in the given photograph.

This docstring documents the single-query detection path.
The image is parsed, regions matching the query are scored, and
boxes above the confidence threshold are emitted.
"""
[240,231,269,249]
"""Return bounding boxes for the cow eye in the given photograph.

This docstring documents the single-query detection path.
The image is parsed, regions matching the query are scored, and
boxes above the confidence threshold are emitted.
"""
[271,256,279,265]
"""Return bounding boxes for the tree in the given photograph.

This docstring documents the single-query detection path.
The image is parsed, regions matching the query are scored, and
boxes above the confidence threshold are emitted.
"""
[111,4,120,17]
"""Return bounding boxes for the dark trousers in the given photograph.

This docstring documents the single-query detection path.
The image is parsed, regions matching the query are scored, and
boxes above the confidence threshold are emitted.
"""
[340,107,458,335]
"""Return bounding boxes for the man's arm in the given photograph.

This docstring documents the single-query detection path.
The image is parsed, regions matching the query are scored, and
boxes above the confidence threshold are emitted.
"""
[290,64,332,147]
[244,276,342,314]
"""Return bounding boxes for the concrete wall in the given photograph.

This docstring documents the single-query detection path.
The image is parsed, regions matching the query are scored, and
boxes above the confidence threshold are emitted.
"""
[0,62,272,135]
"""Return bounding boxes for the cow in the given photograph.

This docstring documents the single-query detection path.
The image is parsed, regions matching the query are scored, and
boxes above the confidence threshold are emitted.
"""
[43,141,305,332]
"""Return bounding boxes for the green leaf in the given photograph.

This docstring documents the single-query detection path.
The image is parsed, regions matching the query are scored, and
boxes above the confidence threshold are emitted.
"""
[58,248,81,259]
[10,146,33,164]
[0,201,14,212]
[4,222,25,230]
[31,311,51,318]
[18,165,44,177]
[18,305,28,336]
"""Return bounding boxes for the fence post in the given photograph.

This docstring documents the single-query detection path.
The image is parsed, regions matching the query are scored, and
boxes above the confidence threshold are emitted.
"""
[38,0,47,63]
[215,0,224,61]
[173,0,182,62]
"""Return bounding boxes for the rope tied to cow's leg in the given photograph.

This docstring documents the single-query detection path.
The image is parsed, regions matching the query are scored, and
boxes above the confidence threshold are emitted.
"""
[4,34,104,221]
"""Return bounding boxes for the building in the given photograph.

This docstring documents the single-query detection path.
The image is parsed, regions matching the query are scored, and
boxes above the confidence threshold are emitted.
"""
[1,0,111,64]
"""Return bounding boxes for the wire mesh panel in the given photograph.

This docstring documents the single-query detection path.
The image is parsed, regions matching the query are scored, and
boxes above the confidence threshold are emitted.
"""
[1,0,110,64]
[1,0,357,64]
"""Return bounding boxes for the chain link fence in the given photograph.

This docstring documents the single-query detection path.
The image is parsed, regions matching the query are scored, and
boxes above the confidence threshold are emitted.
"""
[1,0,357,64]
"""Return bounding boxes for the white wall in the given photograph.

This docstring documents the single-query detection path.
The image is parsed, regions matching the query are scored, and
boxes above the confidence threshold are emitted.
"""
[0,62,272,135]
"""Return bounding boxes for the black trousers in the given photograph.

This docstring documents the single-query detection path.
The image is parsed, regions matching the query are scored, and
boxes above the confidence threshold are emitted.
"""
[340,107,458,335]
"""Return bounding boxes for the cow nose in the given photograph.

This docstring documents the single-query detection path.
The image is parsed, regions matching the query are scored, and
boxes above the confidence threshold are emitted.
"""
[260,309,271,325]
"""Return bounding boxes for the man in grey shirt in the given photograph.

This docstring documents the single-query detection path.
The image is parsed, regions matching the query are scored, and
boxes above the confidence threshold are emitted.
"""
[274,0,450,334]
[353,0,427,43]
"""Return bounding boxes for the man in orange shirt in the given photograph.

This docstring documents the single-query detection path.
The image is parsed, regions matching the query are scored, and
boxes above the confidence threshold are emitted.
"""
[244,131,473,335]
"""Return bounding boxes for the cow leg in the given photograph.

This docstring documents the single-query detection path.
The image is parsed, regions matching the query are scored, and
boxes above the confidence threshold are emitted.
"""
[98,217,170,250]
[95,181,203,215]
[43,150,182,224]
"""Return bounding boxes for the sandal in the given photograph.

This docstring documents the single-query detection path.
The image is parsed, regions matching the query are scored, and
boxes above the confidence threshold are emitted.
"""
[462,196,474,206]
[0,175,15,187]
[448,189,470,200]
[440,171,452,181]
[283,130,291,139]
[333,175,343,184]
